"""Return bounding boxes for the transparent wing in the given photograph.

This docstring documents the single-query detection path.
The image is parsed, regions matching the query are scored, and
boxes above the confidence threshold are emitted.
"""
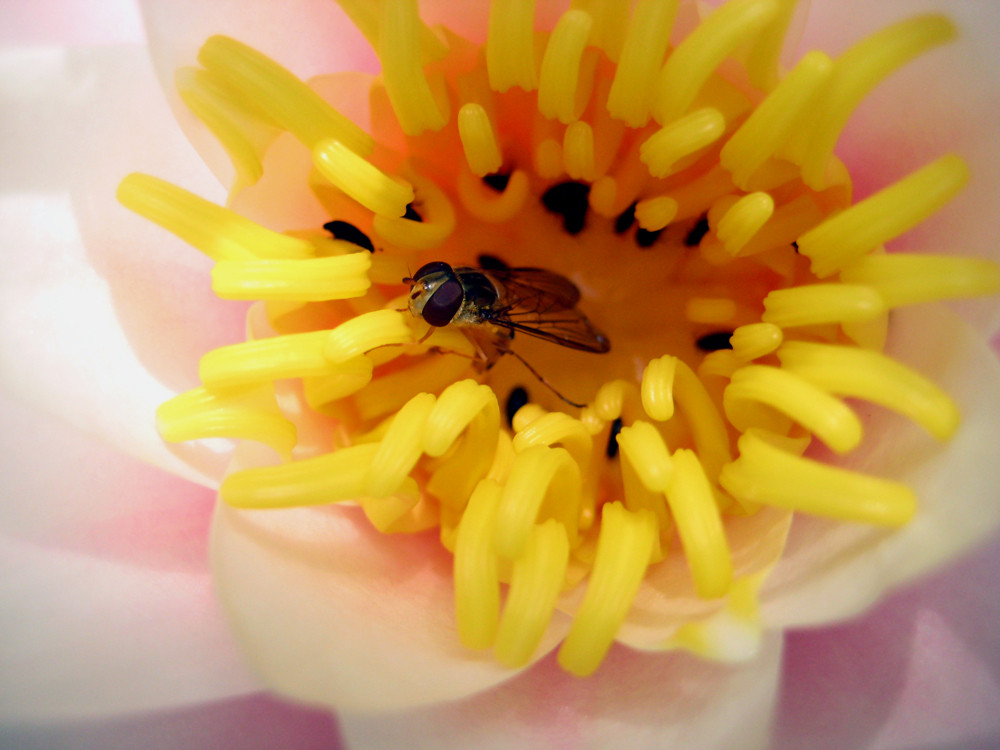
[487,267,581,311]
[484,267,610,353]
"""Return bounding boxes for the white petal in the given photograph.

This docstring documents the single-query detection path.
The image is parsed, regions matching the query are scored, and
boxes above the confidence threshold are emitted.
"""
[0,45,242,485]
[774,530,1000,750]
[799,0,1000,336]
[761,303,1000,627]
[339,633,782,750]
[0,0,144,45]
[212,494,568,712]
[0,534,261,722]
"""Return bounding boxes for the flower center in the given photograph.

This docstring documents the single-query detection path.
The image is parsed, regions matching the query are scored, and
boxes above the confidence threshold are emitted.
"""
[119,0,999,677]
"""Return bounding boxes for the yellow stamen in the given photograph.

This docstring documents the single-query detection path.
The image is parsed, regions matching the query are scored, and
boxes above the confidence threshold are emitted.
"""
[640,108,727,179]
[721,431,917,525]
[654,0,779,123]
[730,323,783,361]
[640,355,677,421]
[494,519,569,666]
[798,155,970,277]
[777,342,960,440]
[117,173,313,261]
[324,309,413,363]
[664,449,733,598]
[762,284,886,327]
[634,196,679,232]
[198,35,373,156]
[606,0,680,127]
[798,14,957,188]
[454,479,503,649]
[538,9,594,124]
[313,139,415,219]
[839,254,1000,307]
[457,103,504,177]
[157,384,297,459]
[487,0,539,92]
[558,503,656,676]
[212,252,372,301]
[720,51,834,188]
[493,445,582,560]
[715,191,774,255]
[725,365,863,454]
[221,442,380,508]
[563,121,597,181]
[378,0,450,135]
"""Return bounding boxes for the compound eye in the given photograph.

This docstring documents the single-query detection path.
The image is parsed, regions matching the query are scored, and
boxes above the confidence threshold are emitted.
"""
[413,261,453,282]
[422,277,463,326]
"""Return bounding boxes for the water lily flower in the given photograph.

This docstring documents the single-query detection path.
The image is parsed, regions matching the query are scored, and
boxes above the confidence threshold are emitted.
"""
[2,0,1000,749]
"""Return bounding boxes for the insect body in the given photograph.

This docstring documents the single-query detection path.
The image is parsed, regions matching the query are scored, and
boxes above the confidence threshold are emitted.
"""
[407,261,610,353]
[406,261,610,404]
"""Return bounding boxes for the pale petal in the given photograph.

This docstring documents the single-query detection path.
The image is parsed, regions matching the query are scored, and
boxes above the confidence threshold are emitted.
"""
[0,45,244,485]
[339,633,782,750]
[799,0,1000,336]
[211,491,569,712]
[0,0,144,45]
[774,530,1000,750]
[0,391,265,721]
[0,694,343,750]
[761,303,1000,627]
[0,535,261,722]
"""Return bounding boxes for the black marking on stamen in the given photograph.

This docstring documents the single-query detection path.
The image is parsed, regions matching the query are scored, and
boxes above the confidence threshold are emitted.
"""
[505,386,530,428]
[636,227,663,248]
[541,181,591,235]
[614,202,637,234]
[404,203,423,222]
[477,253,509,271]
[606,417,624,459]
[323,220,374,252]
[483,172,511,192]
[696,331,734,352]
[684,215,710,247]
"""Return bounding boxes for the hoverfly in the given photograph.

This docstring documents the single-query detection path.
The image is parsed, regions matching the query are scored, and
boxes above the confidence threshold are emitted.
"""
[405,260,610,407]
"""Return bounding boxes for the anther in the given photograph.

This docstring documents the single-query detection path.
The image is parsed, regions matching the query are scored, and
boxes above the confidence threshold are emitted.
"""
[614,202,637,234]
[696,331,734,352]
[636,227,662,248]
[606,416,624,458]
[505,386,530,428]
[542,181,591,235]
[323,220,375,252]
[483,172,511,192]
[684,215,710,247]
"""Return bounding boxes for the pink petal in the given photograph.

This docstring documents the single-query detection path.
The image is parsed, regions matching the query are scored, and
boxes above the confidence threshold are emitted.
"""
[211,489,569,712]
[339,634,782,750]
[0,536,259,722]
[0,394,261,721]
[761,304,1000,627]
[774,530,1000,750]
[0,44,246,484]
[1,694,343,750]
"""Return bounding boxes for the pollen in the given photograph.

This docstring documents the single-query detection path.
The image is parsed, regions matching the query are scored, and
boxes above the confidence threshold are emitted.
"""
[121,0,998,678]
